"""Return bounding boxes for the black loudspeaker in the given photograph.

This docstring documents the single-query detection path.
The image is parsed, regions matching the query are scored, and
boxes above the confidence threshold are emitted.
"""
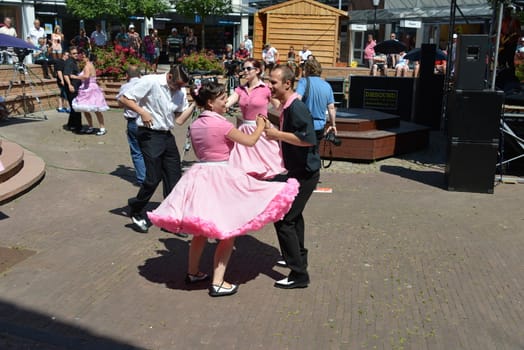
[447,90,503,142]
[454,35,489,90]
[445,141,498,193]
[419,44,436,79]
[414,74,444,129]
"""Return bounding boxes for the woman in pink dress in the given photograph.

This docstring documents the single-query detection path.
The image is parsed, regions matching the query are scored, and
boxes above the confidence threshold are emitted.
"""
[72,52,109,135]
[148,81,299,297]
[226,58,286,179]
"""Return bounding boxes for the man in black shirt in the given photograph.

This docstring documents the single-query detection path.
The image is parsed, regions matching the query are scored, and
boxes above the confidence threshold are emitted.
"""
[63,46,82,132]
[265,64,320,289]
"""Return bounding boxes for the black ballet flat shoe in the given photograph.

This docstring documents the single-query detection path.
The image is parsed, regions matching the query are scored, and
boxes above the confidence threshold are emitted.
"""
[185,272,210,284]
[208,282,238,297]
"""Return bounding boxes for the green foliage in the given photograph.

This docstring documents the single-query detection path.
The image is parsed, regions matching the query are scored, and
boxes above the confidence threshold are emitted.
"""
[172,0,232,19]
[65,0,169,21]
[181,51,224,74]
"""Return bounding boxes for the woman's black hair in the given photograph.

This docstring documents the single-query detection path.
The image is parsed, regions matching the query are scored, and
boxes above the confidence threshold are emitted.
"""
[190,80,226,108]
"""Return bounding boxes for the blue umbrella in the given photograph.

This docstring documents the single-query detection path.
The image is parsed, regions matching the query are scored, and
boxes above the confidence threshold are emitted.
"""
[0,33,39,50]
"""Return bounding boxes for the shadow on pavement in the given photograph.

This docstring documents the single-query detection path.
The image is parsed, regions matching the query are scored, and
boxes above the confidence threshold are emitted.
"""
[138,235,285,291]
[0,299,143,350]
[380,164,445,189]
[109,165,139,186]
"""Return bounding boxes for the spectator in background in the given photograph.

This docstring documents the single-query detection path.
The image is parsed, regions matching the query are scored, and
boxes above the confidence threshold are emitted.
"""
[295,59,337,148]
[115,26,129,48]
[54,51,70,113]
[0,17,17,64]
[70,29,91,54]
[235,42,250,61]
[90,23,107,48]
[243,34,253,58]
[388,32,399,68]
[117,65,145,186]
[128,24,141,56]
[394,51,410,77]
[166,27,183,66]
[143,28,156,66]
[33,37,54,79]
[28,19,46,48]
[298,44,312,75]
[287,46,299,77]
[500,6,521,70]
[364,33,376,68]
[0,17,17,37]
[370,53,388,76]
[152,29,162,73]
[262,42,279,73]
[50,25,64,60]
[185,28,198,53]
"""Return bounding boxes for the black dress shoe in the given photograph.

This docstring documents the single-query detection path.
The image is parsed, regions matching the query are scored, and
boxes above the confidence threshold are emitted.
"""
[276,259,288,267]
[274,277,309,289]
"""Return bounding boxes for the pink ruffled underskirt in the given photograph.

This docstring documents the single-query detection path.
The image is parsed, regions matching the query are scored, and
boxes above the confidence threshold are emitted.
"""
[147,165,298,239]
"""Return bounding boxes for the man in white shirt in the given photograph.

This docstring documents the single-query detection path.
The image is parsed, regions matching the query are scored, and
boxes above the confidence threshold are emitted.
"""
[0,17,17,37]
[90,23,107,48]
[119,65,195,233]
[243,34,253,57]
[28,19,46,46]
[299,44,312,65]
[262,42,279,73]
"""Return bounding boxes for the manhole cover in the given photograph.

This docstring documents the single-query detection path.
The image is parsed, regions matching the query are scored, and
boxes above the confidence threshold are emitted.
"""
[0,246,36,274]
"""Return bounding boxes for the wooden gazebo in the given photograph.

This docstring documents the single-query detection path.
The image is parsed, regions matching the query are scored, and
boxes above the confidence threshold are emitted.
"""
[253,0,348,68]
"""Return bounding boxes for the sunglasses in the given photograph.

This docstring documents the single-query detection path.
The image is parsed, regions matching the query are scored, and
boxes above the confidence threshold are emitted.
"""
[242,66,256,71]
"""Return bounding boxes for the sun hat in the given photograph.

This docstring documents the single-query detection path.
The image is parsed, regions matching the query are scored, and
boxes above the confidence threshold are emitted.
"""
[129,24,135,29]
[171,28,177,32]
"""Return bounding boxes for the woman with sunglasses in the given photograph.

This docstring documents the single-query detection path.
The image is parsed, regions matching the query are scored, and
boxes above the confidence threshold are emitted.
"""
[225,58,286,180]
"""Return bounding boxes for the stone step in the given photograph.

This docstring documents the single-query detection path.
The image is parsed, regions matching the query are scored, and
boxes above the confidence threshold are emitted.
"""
[0,145,46,204]
[0,140,24,183]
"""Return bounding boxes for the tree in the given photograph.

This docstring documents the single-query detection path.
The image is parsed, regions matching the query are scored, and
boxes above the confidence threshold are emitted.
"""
[65,0,170,22]
[172,0,232,50]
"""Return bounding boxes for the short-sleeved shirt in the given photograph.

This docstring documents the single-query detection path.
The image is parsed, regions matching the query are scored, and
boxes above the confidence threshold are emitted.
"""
[263,47,278,63]
[91,30,107,47]
[117,77,141,119]
[63,58,82,90]
[295,76,335,130]
[190,111,234,162]
[29,27,46,46]
[166,34,183,53]
[234,82,271,121]
[280,94,320,174]
[123,73,188,131]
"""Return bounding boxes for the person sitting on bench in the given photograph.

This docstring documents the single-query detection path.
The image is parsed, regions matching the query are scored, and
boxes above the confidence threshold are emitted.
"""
[370,53,388,76]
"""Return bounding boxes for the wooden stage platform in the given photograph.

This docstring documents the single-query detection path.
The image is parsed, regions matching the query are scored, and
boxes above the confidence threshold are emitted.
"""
[320,108,430,161]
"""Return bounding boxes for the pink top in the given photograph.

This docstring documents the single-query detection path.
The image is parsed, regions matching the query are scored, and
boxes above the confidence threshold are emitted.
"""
[190,111,234,162]
[364,40,376,60]
[235,82,271,120]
